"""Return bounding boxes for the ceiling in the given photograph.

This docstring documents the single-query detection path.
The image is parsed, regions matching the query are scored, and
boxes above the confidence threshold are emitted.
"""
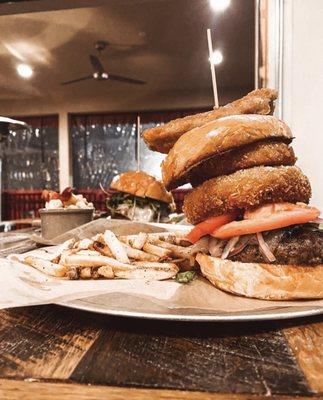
[0,0,255,115]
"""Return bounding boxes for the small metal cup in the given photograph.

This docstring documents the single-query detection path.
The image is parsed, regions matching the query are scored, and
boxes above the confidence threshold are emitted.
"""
[39,208,94,240]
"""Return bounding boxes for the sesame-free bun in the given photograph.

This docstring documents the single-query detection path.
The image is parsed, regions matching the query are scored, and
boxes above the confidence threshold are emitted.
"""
[162,114,293,190]
[196,253,323,300]
[143,88,278,153]
[183,166,311,224]
[110,171,173,203]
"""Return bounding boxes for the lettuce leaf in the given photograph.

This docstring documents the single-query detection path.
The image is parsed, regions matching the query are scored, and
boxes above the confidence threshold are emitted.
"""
[106,192,172,219]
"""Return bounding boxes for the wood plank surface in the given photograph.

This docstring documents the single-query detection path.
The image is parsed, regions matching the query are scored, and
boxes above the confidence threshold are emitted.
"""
[70,324,310,396]
[0,307,100,379]
[0,379,319,400]
[283,322,323,393]
[69,309,319,396]
[0,305,322,397]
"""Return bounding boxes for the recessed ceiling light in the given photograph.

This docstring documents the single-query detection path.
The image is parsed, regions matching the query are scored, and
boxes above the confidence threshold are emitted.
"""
[209,49,223,65]
[17,63,33,79]
[209,0,231,12]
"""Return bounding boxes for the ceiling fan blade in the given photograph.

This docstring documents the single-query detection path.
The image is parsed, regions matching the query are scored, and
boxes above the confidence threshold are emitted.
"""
[107,42,143,49]
[108,74,146,85]
[90,54,105,73]
[61,75,93,85]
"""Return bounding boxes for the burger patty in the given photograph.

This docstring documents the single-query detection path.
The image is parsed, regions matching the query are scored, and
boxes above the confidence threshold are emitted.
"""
[189,139,296,188]
[183,166,311,224]
[229,226,323,265]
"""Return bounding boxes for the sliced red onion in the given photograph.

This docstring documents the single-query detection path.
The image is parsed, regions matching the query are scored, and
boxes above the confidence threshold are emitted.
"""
[229,235,251,256]
[256,232,276,262]
[221,236,240,260]
[209,237,225,258]
[247,234,258,245]
[311,218,323,224]
[190,236,210,255]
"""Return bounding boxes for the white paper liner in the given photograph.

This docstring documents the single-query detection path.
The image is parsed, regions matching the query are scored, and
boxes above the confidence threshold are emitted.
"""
[2,255,180,309]
[1,218,322,314]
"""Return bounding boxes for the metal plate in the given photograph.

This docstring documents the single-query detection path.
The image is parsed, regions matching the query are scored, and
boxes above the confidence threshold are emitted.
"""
[59,293,323,322]
[58,223,323,321]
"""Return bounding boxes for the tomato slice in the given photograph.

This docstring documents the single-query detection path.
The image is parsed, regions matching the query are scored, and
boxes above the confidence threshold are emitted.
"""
[187,213,238,243]
[244,202,310,220]
[212,206,320,239]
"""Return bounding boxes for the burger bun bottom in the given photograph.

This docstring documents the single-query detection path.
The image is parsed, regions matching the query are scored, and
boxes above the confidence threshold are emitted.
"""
[196,253,323,300]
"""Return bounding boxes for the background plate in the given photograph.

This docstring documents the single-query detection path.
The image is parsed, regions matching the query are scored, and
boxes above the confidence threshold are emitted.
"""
[59,293,323,321]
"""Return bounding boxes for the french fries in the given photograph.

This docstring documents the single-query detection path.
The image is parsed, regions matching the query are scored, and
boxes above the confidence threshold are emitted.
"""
[142,242,172,259]
[76,250,101,256]
[123,243,160,262]
[103,230,130,263]
[149,239,192,259]
[119,232,189,246]
[132,232,148,249]
[63,254,129,268]
[98,266,114,279]
[66,266,78,280]
[73,238,94,250]
[22,229,196,281]
[113,261,178,280]
[79,267,93,279]
[118,233,148,245]
[93,241,114,257]
[24,256,68,277]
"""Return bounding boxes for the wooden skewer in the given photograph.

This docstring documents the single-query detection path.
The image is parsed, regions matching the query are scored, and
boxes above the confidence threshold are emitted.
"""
[134,115,141,220]
[136,115,141,171]
[254,0,260,89]
[207,28,219,108]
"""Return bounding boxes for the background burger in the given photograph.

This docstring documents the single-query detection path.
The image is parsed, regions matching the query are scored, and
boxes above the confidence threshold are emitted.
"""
[106,170,175,222]
[160,113,323,300]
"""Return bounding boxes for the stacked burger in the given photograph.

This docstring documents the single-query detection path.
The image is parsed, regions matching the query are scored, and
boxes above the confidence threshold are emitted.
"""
[143,89,323,300]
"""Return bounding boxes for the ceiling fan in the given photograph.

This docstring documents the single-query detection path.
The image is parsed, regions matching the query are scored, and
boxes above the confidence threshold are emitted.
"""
[61,41,146,86]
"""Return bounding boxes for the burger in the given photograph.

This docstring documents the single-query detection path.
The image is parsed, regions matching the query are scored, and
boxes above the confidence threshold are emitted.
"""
[160,113,323,300]
[106,171,175,222]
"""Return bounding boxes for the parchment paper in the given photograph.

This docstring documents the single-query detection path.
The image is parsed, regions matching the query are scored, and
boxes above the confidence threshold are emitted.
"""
[2,219,323,314]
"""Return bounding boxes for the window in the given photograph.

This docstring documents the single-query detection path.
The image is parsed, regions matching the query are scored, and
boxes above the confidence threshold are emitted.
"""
[3,115,59,190]
[70,110,204,189]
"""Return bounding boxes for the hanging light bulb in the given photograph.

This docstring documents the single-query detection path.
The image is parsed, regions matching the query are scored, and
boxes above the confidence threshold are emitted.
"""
[209,49,223,65]
[209,0,231,12]
[16,63,33,79]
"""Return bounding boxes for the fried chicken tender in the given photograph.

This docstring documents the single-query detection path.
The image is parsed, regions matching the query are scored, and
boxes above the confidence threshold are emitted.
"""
[142,88,278,153]
[183,166,311,224]
[188,140,296,188]
[162,114,292,190]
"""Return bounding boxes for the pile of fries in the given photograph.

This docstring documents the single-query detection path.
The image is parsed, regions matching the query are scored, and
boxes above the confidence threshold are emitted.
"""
[23,230,208,281]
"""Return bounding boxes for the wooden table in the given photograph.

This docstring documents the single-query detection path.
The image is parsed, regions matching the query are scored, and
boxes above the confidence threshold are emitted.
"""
[0,305,322,399]
[0,230,322,399]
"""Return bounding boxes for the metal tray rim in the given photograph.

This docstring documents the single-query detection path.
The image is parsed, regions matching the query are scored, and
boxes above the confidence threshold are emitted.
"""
[58,300,323,322]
